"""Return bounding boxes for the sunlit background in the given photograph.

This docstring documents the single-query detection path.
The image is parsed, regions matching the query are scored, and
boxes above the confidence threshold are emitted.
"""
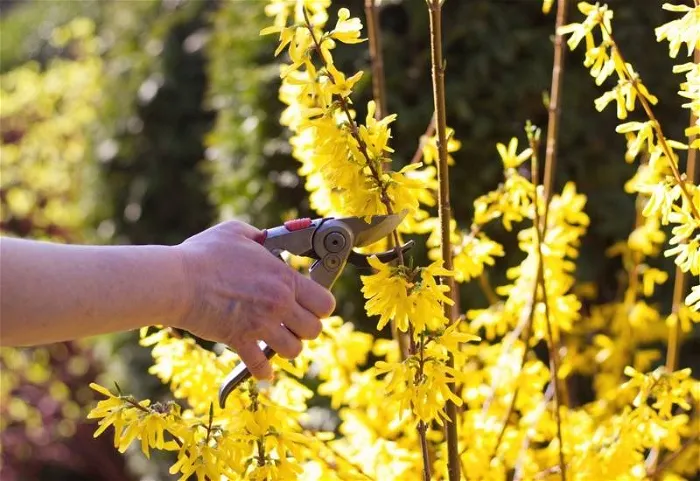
[1,1,697,480]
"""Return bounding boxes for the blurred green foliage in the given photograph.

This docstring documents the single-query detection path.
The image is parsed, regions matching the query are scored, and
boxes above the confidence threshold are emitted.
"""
[1,0,697,478]
[0,16,132,481]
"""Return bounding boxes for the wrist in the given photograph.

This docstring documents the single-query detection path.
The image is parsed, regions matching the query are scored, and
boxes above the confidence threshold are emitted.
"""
[169,244,196,331]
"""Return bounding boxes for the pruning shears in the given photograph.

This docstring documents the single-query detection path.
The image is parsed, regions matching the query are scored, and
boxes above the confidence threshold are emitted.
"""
[218,211,413,408]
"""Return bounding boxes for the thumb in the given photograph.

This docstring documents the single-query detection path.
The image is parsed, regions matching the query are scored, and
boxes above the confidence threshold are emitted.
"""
[219,220,264,241]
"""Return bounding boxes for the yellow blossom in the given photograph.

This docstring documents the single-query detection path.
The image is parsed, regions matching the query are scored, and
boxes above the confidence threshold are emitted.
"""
[496,137,532,169]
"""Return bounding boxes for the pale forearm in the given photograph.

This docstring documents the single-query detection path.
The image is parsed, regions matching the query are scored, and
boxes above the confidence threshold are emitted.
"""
[0,237,189,346]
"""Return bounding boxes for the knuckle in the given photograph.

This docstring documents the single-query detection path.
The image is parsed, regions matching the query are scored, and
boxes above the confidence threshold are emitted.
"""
[281,339,303,359]
[236,315,260,339]
[309,318,323,339]
[260,281,294,315]
[258,296,284,318]
[223,219,245,232]
[322,291,336,316]
[248,357,270,378]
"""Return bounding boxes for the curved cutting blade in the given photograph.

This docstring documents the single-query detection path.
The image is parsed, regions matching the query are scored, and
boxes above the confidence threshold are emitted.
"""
[337,209,407,247]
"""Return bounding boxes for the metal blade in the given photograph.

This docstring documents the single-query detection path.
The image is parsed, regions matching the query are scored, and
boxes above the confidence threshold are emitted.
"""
[347,240,415,270]
[337,209,407,247]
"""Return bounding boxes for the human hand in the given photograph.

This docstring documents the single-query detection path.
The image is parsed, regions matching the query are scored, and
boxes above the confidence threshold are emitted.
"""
[174,221,336,380]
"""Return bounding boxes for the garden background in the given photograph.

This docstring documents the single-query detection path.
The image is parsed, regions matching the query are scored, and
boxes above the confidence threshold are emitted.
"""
[0,0,697,480]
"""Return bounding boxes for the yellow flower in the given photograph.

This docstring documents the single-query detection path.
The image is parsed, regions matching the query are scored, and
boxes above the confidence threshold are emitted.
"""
[329,8,364,44]
[655,3,700,58]
[451,234,505,283]
[421,127,460,166]
[496,137,532,169]
[615,121,656,158]
[640,266,668,297]
[686,284,700,311]
[375,347,465,426]
[361,256,412,332]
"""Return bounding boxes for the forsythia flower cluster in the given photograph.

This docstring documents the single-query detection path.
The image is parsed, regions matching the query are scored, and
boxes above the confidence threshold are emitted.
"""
[559,1,700,312]
[85,2,699,480]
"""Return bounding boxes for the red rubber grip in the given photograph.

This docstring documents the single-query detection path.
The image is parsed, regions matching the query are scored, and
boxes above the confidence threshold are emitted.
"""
[254,229,268,245]
[284,218,312,231]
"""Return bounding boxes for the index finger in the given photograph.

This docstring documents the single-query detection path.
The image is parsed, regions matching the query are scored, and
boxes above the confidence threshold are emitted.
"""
[294,273,336,318]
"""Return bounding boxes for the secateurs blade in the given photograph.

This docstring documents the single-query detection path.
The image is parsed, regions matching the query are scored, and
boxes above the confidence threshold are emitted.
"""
[218,211,413,408]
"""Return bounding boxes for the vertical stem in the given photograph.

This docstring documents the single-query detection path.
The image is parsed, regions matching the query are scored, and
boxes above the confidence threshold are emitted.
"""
[364,0,387,119]
[542,0,568,218]
[648,46,699,475]
[530,131,567,481]
[418,331,431,481]
[250,387,266,467]
[542,0,570,408]
[427,1,460,480]
[602,33,700,221]
[666,47,699,374]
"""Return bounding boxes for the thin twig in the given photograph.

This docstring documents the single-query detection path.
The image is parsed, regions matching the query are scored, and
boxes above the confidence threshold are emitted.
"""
[364,0,387,120]
[666,46,699,375]
[480,291,534,415]
[542,0,569,213]
[427,1,460,480]
[303,8,407,275]
[122,395,151,414]
[306,10,436,475]
[417,330,432,481]
[599,24,700,222]
[513,383,555,481]
[411,112,437,165]
[364,0,409,361]
[487,326,532,460]
[303,10,389,205]
[647,435,699,480]
[289,417,375,480]
[542,0,570,408]
[530,128,566,481]
[648,47,699,473]
[249,387,266,467]
[478,272,499,306]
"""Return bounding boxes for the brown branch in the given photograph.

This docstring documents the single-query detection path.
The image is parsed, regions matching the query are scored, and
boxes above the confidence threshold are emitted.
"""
[648,46,700,474]
[485,0,570,428]
[365,1,406,347]
[306,9,436,473]
[479,272,499,306]
[122,395,151,414]
[418,421,432,481]
[513,383,555,481]
[291,419,376,480]
[364,0,387,120]
[411,112,437,165]
[666,46,699,375]
[542,0,569,212]
[600,25,700,222]
[303,10,387,203]
[414,329,431,480]
[542,0,570,411]
[487,328,532,460]
[647,435,699,480]
[427,1,460,480]
[480,287,534,415]
[529,127,566,481]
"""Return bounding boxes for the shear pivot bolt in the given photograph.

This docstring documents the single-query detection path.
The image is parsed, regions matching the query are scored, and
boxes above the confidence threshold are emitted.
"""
[324,232,346,253]
[324,254,341,269]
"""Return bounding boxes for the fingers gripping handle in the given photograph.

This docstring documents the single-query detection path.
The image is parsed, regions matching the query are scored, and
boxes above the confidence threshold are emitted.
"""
[219,219,353,409]
[218,343,275,408]
[219,224,316,408]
